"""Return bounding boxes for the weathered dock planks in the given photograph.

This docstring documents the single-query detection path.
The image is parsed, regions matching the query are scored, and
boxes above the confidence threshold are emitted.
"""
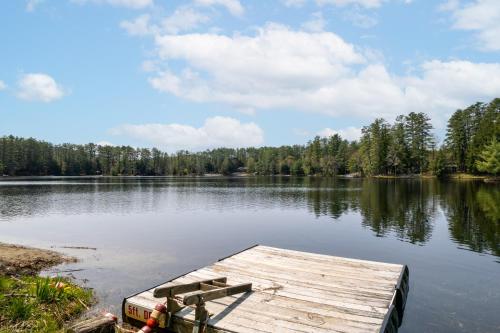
[123,245,409,333]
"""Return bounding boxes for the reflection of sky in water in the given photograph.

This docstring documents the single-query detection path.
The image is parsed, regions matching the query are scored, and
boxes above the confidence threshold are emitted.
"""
[0,177,498,333]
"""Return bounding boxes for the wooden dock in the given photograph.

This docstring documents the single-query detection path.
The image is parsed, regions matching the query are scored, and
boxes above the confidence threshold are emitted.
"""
[123,245,409,333]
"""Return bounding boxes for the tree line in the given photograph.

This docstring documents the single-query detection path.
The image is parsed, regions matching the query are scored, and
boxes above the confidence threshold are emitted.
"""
[1,98,498,177]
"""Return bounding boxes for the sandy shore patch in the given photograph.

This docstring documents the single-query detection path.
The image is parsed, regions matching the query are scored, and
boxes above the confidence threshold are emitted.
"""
[0,243,76,276]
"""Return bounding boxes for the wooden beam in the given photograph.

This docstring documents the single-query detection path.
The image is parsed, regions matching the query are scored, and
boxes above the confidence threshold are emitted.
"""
[154,277,227,297]
[183,283,252,306]
[200,283,220,291]
[212,281,227,287]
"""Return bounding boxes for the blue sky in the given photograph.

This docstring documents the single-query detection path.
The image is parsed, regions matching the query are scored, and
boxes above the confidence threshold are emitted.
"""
[1,0,499,152]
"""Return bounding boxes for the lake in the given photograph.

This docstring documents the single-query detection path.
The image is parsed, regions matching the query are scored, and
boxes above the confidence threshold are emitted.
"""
[0,176,498,332]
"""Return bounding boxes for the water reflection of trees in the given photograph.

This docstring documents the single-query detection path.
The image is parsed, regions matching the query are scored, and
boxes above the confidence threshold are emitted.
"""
[440,182,499,257]
[358,180,438,244]
[1,177,498,257]
[305,179,437,244]
[304,178,499,256]
[305,178,359,219]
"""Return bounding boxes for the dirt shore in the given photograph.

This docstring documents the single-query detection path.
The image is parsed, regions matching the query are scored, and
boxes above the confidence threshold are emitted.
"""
[0,243,76,276]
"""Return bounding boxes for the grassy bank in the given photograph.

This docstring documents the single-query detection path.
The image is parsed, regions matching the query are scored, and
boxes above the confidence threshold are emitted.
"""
[0,243,94,333]
[0,276,93,332]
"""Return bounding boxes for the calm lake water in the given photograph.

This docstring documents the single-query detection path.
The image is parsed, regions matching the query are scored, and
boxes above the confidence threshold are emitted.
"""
[0,177,498,332]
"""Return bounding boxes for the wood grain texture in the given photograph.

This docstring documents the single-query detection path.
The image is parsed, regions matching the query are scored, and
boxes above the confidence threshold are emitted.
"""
[68,316,116,333]
[124,245,407,333]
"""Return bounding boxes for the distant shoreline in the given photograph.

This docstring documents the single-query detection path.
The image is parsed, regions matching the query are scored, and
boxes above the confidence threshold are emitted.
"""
[1,173,495,181]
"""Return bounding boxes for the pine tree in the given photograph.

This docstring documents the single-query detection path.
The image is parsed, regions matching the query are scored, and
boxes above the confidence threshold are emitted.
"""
[475,138,500,176]
[405,112,433,173]
[387,116,408,174]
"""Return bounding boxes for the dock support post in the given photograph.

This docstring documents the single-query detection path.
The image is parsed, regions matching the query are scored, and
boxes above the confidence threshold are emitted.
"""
[192,302,208,333]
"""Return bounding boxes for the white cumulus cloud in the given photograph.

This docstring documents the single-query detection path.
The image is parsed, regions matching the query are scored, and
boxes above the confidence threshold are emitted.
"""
[343,10,378,28]
[194,0,244,16]
[150,23,365,107]
[316,0,387,8]
[318,126,362,141]
[301,12,327,32]
[96,141,116,147]
[282,0,307,7]
[0,80,6,90]
[438,0,460,11]
[110,116,264,152]
[121,8,210,36]
[445,0,500,51]
[17,73,65,102]
[146,24,500,128]
[283,0,389,7]
[162,7,210,34]
[120,14,154,36]
[72,0,152,9]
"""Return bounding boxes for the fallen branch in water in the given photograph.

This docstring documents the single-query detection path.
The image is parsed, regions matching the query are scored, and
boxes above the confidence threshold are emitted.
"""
[59,246,97,250]
[52,268,85,273]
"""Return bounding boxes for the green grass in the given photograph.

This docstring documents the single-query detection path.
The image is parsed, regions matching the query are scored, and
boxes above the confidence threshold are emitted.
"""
[0,275,93,333]
[7,298,33,321]
[34,276,64,303]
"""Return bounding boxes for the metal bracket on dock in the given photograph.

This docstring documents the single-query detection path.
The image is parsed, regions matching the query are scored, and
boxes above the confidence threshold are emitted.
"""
[154,277,252,333]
